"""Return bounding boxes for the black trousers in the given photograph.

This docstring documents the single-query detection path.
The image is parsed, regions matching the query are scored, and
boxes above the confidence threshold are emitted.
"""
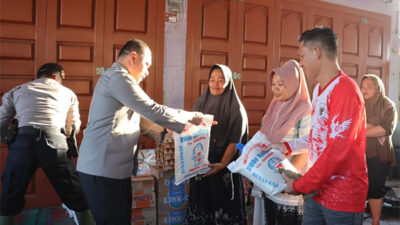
[264,197,302,225]
[367,157,390,199]
[79,172,132,225]
[0,126,89,215]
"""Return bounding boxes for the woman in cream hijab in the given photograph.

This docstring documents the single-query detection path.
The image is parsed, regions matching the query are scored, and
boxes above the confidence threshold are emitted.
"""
[360,74,398,225]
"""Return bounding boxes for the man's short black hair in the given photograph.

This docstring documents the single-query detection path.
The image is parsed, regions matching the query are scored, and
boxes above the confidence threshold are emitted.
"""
[298,26,338,60]
[37,63,65,79]
[118,39,150,58]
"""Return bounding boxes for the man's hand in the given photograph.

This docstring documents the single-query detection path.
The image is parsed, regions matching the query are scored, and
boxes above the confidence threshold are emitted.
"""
[280,168,318,199]
[188,112,203,125]
[264,143,288,154]
[188,112,218,126]
[279,168,301,180]
[282,173,298,194]
[202,163,225,178]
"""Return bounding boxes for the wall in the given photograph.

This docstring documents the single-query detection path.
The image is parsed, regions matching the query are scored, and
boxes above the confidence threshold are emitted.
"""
[163,0,188,109]
[163,0,400,108]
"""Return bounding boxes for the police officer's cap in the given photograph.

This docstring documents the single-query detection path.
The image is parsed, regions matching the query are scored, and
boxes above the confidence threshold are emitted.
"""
[37,63,65,79]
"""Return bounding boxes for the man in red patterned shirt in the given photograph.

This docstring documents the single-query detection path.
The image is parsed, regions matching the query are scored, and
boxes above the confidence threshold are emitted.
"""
[267,27,367,225]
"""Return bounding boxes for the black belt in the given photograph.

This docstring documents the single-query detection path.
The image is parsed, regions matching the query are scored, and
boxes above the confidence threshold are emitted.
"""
[18,126,62,135]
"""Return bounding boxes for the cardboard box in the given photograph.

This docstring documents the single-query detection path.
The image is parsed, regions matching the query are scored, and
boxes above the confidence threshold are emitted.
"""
[132,192,156,208]
[158,209,186,225]
[131,207,157,225]
[157,170,189,210]
[157,171,189,194]
[158,190,188,211]
[131,175,155,193]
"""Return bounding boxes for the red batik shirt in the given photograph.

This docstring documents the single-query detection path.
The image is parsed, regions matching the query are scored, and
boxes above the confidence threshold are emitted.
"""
[284,71,368,212]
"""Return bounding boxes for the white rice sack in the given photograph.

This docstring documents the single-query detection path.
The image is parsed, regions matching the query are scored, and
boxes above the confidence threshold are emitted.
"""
[173,114,213,185]
[227,131,298,196]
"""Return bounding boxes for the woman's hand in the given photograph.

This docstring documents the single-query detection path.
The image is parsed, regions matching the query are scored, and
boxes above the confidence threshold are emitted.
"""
[378,136,386,145]
[202,163,226,178]
[264,143,288,154]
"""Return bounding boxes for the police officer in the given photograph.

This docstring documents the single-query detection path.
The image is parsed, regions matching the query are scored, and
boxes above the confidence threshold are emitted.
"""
[77,39,204,225]
[0,63,94,224]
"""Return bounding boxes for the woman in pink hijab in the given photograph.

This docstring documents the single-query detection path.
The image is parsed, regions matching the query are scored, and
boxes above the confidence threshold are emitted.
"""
[252,60,312,225]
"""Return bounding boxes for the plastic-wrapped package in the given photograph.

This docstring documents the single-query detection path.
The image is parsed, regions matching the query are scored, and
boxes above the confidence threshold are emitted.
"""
[137,149,157,175]
[173,115,214,185]
[227,131,298,196]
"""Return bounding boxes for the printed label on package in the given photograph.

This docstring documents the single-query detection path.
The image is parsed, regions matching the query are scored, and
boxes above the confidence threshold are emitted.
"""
[227,131,299,196]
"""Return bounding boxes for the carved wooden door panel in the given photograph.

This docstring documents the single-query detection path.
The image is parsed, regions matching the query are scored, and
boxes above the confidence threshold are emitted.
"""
[0,0,164,208]
[339,15,390,86]
[103,0,165,103]
[103,0,165,149]
[308,3,390,88]
[0,0,48,208]
[235,0,275,136]
[185,0,275,137]
[43,0,106,206]
[186,0,390,139]
[185,0,239,108]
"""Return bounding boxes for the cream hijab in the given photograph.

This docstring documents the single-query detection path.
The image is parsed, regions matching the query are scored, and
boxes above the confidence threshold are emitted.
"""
[260,60,311,143]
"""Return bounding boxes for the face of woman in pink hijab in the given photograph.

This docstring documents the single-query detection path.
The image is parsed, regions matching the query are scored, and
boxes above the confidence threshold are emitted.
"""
[271,73,289,102]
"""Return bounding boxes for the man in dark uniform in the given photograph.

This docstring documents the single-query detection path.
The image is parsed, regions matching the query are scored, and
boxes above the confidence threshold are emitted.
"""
[0,63,94,224]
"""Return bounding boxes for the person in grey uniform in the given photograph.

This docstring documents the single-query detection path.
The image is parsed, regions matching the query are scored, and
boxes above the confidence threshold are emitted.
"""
[0,63,95,225]
[76,39,203,225]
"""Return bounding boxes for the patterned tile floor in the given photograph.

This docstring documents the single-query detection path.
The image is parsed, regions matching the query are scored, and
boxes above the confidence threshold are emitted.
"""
[362,212,400,225]
[15,206,399,225]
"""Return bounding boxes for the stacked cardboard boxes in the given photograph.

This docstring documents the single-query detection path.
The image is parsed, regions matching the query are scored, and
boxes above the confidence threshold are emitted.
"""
[135,133,191,224]
[131,175,157,225]
[157,170,189,225]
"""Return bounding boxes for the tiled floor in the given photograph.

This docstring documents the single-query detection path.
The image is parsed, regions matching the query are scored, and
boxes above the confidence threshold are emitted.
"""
[16,206,399,225]
[363,212,400,225]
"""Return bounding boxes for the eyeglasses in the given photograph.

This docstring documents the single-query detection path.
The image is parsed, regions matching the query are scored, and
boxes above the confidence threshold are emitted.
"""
[58,70,66,80]
[52,70,65,80]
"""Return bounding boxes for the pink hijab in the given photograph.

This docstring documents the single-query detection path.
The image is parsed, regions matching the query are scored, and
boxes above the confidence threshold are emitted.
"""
[260,60,312,143]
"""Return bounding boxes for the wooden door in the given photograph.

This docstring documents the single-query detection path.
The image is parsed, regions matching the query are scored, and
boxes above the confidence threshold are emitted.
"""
[186,0,391,140]
[43,0,106,206]
[103,0,165,103]
[235,0,275,136]
[363,18,390,86]
[338,13,390,86]
[185,0,239,108]
[281,0,390,92]
[103,0,165,149]
[275,1,312,92]
[0,0,165,208]
[0,0,48,208]
[185,0,275,137]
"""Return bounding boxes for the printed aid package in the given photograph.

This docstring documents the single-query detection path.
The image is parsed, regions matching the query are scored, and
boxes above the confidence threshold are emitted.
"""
[227,131,298,196]
[173,114,213,185]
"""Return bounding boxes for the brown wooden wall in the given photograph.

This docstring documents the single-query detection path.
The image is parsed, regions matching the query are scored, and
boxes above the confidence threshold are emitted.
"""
[0,0,165,208]
[184,0,391,137]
